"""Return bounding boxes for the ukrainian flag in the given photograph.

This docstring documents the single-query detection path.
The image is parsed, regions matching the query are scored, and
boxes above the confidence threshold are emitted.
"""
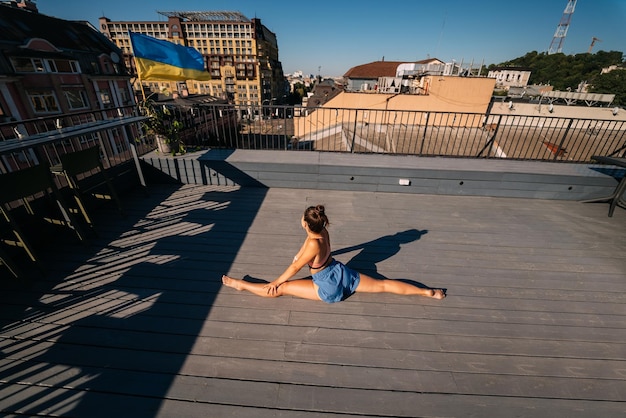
[129,32,211,81]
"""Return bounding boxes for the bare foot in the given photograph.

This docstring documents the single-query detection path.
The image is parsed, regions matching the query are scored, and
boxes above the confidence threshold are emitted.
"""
[428,289,446,300]
[222,275,242,290]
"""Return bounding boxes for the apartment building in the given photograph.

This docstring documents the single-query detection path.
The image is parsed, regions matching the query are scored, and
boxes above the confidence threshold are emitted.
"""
[99,11,286,107]
[487,66,532,89]
[0,1,142,176]
[0,3,133,127]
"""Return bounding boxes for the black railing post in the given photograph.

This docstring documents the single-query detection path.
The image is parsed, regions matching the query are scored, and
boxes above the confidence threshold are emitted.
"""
[419,112,430,156]
[554,119,574,161]
[477,115,502,158]
[351,110,358,153]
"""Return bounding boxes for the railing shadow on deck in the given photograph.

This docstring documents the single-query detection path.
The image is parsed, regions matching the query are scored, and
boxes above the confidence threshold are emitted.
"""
[0,157,269,416]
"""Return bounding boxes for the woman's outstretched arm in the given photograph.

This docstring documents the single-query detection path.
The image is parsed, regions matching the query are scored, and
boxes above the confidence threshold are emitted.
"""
[264,239,319,296]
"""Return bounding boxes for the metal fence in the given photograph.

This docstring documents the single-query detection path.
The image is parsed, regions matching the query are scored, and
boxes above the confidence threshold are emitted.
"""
[176,104,626,163]
[0,106,152,174]
[1,104,625,171]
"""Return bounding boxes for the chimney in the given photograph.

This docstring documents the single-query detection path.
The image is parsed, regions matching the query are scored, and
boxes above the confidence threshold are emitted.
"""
[16,1,38,12]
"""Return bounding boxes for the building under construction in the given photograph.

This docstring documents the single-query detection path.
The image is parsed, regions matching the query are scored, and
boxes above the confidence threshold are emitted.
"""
[99,11,286,106]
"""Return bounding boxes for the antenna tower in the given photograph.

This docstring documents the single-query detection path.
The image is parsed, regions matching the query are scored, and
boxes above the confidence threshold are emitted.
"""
[548,0,577,54]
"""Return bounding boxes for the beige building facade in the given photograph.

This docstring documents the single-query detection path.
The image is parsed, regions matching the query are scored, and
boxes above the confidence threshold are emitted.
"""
[99,11,285,106]
[294,76,497,137]
[289,76,497,154]
[488,66,532,89]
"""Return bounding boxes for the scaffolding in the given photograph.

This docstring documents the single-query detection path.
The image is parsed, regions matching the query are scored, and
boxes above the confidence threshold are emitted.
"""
[157,11,250,22]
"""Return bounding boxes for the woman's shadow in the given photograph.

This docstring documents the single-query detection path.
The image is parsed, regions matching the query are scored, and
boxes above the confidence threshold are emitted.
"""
[334,228,433,288]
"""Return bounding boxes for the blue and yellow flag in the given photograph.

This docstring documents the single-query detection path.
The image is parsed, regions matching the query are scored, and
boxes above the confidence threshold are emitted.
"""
[129,32,210,81]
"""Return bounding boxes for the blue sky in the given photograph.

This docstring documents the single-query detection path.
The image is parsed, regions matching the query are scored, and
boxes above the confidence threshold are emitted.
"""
[37,0,625,77]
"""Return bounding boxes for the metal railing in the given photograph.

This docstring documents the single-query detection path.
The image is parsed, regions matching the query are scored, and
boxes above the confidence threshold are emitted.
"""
[171,104,626,163]
[0,106,153,174]
[1,104,624,171]
[0,107,155,235]
[0,103,624,237]
[1,106,136,142]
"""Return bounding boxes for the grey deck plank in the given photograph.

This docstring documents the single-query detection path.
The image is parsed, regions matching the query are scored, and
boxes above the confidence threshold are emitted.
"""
[1,183,625,417]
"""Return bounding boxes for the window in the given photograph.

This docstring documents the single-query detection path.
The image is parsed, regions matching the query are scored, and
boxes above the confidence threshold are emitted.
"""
[64,90,89,110]
[119,88,131,105]
[99,89,112,106]
[11,57,80,73]
[46,59,58,72]
[79,132,99,145]
[33,59,46,72]
[55,60,80,73]
[10,57,45,73]
[0,101,7,122]
[10,57,34,72]
[27,90,60,113]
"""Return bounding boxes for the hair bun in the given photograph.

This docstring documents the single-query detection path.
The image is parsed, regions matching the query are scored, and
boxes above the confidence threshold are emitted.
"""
[304,205,329,232]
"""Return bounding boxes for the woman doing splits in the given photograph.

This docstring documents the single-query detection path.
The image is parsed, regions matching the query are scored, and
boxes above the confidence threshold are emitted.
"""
[222,205,446,303]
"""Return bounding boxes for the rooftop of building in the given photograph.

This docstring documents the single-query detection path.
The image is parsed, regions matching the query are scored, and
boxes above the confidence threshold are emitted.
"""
[1,175,624,416]
[489,66,533,72]
[343,59,444,79]
[0,3,120,56]
[0,88,625,414]
[156,10,251,22]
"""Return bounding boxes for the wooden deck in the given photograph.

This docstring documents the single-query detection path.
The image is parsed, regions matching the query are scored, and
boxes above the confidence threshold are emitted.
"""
[1,183,625,417]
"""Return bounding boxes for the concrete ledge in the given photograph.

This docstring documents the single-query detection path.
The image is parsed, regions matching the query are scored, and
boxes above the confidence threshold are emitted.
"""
[140,149,622,200]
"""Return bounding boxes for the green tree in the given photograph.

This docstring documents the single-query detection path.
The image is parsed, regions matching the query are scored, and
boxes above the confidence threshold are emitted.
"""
[286,82,311,105]
[496,50,624,91]
[588,69,626,107]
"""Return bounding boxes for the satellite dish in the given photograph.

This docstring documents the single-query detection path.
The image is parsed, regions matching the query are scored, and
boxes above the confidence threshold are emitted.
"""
[613,107,619,116]
[110,52,120,63]
[548,103,554,113]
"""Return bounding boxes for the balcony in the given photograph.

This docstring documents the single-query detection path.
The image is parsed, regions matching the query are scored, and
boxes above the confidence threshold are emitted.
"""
[1,104,625,416]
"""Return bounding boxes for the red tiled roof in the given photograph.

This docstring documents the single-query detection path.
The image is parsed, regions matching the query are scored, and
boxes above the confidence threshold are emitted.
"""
[343,59,442,78]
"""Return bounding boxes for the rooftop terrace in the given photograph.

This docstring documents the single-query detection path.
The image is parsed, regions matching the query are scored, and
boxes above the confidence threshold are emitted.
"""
[1,178,624,417]
[0,100,625,416]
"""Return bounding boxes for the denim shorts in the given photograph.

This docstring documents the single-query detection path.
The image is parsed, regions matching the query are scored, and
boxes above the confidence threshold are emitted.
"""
[312,259,360,303]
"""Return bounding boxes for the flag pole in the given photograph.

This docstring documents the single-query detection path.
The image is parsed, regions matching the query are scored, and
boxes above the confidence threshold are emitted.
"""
[128,31,147,103]
[139,78,147,103]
